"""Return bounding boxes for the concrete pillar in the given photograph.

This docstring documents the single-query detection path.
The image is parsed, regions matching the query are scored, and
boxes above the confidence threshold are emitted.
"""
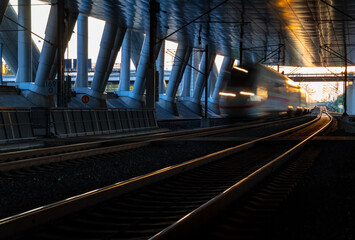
[208,64,218,97]
[49,11,78,79]
[181,53,192,97]
[157,44,191,115]
[119,29,131,92]
[75,14,88,88]
[131,31,144,69]
[127,35,161,107]
[211,56,233,101]
[90,22,118,96]
[0,3,39,84]
[190,49,201,95]
[0,4,19,75]
[16,0,31,83]
[192,51,216,103]
[157,40,165,94]
[165,44,192,100]
[33,5,57,91]
[0,0,9,24]
[103,26,126,92]
[130,35,150,101]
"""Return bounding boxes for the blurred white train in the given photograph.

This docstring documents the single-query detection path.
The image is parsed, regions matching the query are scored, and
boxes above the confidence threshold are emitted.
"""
[219,63,314,118]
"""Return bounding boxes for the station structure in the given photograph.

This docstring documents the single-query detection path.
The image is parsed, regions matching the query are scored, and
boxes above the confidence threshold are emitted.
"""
[1,0,355,140]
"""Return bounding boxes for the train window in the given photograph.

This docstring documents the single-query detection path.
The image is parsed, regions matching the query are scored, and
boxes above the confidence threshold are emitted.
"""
[273,81,285,94]
[229,69,253,88]
[257,87,268,99]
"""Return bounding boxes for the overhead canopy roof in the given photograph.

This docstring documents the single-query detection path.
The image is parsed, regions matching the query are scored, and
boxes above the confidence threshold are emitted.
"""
[43,0,355,67]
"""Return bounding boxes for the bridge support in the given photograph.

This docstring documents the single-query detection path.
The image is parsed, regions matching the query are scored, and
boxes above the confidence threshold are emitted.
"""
[128,35,149,107]
[75,14,88,89]
[191,49,201,92]
[127,36,161,108]
[89,23,125,107]
[131,31,144,69]
[103,26,126,91]
[208,64,218,97]
[181,53,192,97]
[180,50,216,115]
[16,0,32,84]
[26,5,58,107]
[71,14,91,107]
[209,56,234,114]
[158,44,192,115]
[118,29,131,93]
[0,4,18,75]
[157,40,165,94]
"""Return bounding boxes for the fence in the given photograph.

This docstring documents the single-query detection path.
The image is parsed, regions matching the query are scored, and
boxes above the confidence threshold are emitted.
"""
[50,108,158,137]
[0,108,34,142]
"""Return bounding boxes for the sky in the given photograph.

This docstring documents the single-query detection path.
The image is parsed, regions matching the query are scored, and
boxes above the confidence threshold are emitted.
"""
[8,0,348,102]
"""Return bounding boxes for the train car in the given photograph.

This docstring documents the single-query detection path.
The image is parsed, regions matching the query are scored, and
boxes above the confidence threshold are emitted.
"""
[219,63,312,118]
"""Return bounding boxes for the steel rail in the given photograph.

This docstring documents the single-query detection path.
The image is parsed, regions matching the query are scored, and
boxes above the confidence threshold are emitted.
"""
[0,114,320,239]
[0,115,313,171]
[151,112,332,240]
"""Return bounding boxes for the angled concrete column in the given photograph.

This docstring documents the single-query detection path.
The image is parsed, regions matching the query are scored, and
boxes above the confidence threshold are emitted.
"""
[16,0,31,83]
[0,0,9,24]
[29,5,58,105]
[179,51,216,115]
[90,22,118,99]
[192,51,216,102]
[157,40,165,94]
[131,31,144,69]
[0,3,39,84]
[209,56,234,113]
[158,44,192,115]
[118,29,131,92]
[190,49,201,93]
[103,26,126,91]
[128,35,162,108]
[208,64,218,96]
[0,4,19,75]
[181,54,192,97]
[49,11,78,79]
[129,36,150,102]
[165,44,192,100]
[75,14,88,88]
[89,23,125,107]
[31,42,40,82]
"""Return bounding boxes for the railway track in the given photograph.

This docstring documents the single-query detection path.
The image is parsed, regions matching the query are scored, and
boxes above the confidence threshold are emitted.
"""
[0,109,331,239]
[0,114,315,221]
[0,115,313,172]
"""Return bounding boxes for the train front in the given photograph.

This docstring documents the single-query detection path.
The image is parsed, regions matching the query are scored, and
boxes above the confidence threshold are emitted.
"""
[219,65,268,118]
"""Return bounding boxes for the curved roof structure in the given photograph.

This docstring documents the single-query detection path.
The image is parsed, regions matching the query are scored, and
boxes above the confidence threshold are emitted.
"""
[46,0,355,67]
